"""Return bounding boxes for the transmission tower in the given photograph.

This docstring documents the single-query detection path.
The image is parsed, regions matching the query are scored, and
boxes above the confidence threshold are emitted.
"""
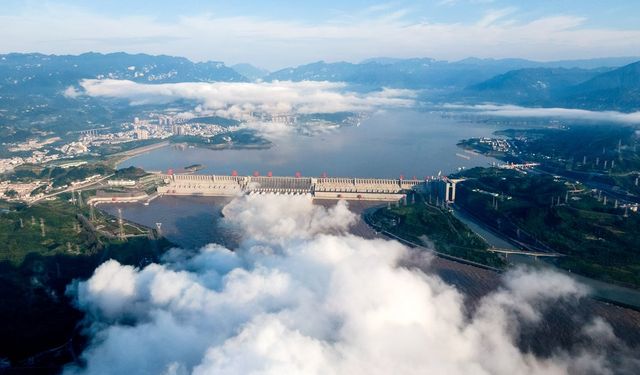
[40,218,46,237]
[118,208,126,241]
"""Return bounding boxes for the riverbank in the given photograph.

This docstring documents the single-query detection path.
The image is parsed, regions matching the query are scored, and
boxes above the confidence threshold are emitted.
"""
[106,140,171,168]
[362,199,505,269]
[169,129,272,152]
[451,205,640,310]
[184,142,272,151]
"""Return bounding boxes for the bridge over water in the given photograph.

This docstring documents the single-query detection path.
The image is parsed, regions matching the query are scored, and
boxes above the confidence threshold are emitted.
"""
[157,173,447,201]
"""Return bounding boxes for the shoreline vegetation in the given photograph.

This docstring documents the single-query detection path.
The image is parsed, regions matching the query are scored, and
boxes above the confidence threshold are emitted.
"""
[169,129,272,151]
[365,193,506,270]
[450,169,640,289]
[455,125,640,289]
[0,198,175,370]
[101,129,272,171]
[177,142,272,151]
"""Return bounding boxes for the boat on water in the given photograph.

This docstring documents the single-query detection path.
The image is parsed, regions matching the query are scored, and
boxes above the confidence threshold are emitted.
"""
[184,164,205,172]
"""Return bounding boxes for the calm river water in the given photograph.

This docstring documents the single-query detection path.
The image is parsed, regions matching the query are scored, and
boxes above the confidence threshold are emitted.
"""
[118,110,497,178]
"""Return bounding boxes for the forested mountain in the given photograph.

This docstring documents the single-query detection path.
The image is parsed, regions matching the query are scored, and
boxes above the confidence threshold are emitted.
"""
[464,61,640,112]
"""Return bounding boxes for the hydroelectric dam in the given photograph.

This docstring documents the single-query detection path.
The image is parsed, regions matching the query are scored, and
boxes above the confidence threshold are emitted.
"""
[157,173,458,202]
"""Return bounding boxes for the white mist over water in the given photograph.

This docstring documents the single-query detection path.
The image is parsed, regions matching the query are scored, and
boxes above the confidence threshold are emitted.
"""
[443,104,640,125]
[69,79,416,120]
[66,195,631,375]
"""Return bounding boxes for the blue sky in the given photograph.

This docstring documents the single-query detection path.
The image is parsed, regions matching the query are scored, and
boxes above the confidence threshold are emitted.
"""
[5,0,640,28]
[1,0,639,69]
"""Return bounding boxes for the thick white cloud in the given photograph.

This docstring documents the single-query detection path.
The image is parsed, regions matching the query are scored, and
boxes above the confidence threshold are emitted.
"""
[72,79,415,119]
[443,104,640,124]
[1,4,639,69]
[64,195,631,375]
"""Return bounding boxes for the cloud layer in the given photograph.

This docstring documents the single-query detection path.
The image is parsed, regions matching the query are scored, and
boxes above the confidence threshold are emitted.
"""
[2,4,640,68]
[64,195,633,375]
[444,104,640,124]
[72,79,415,119]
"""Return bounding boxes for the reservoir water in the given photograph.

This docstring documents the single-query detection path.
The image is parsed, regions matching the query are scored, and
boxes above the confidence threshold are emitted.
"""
[118,110,497,178]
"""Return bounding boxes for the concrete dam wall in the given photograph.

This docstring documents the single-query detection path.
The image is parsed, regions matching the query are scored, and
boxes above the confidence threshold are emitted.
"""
[157,174,428,201]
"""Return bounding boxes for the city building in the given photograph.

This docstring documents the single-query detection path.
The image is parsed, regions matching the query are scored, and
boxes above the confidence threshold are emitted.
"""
[135,129,150,140]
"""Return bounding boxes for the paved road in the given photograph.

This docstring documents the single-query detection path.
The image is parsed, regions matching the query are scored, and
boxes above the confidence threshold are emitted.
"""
[29,174,114,204]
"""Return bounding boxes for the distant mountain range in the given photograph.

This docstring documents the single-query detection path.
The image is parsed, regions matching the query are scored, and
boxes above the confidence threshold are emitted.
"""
[264,56,640,90]
[0,52,246,95]
[230,63,270,81]
[266,58,516,89]
[0,52,638,117]
[566,61,640,111]
[1,52,637,93]
[464,61,640,112]
[464,68,609,102]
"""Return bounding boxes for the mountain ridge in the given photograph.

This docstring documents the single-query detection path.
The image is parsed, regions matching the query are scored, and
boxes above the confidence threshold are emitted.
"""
[463,61,640,112]
[265,56,640,90]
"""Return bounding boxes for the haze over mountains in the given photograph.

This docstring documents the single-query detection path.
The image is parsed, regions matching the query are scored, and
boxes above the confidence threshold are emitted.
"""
[230,63,270,81]
[266,56,639,90]
[0,52,245,95]
[264,57,640,112]
[464,62,640,112]
[465,68,610,103]
[567,62,640,112]
[1,52,639,120]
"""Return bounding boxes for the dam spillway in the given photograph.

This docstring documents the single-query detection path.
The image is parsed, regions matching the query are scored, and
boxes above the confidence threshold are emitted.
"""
[157,173,431,201]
